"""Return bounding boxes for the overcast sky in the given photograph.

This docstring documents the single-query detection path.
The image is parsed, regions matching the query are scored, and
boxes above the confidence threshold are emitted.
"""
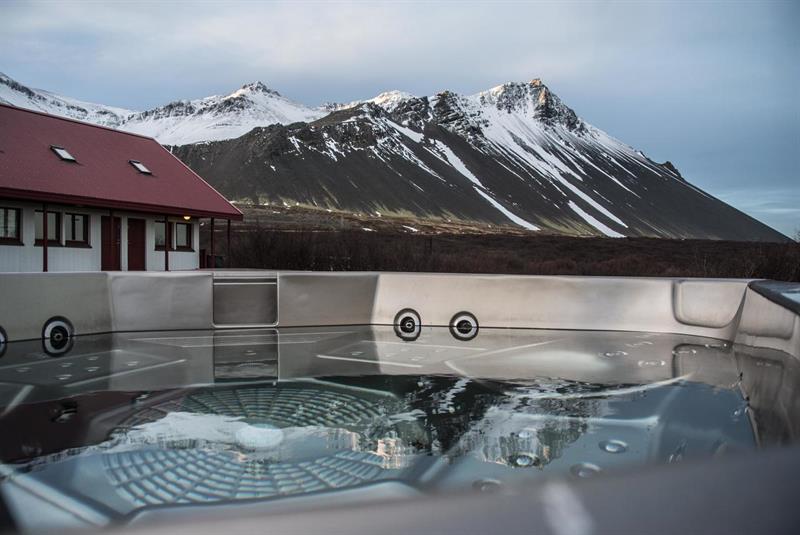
[2,0,798,236]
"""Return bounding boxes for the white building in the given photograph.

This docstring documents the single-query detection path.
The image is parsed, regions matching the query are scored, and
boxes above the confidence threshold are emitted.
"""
[0,104,241,272]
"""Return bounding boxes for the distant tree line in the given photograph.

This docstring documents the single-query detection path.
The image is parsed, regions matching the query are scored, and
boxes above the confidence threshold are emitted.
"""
[219,228,800,282]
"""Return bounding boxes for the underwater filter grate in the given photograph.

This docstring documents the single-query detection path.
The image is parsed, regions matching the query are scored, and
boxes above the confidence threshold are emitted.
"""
[103,383,399,506]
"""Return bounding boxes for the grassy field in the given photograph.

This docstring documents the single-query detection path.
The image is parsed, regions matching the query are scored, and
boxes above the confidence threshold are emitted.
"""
[210,221,799,282]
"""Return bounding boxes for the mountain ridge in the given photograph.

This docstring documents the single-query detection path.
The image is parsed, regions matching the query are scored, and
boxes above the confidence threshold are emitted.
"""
[0,72,788,241]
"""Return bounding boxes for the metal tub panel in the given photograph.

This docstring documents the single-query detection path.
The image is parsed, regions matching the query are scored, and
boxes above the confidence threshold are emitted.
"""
[109,272,213,333]
[2,272,798,355]
[736,288,800,355]
[370,274,744,338]
[672,279,748,328]
[277,272,379,327]
[213,277,277,327]
[0,272,111,341]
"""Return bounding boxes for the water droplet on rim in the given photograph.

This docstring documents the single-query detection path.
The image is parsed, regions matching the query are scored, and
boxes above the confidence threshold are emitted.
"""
[53,409,76,423]
[571,462,601,478]
[508,453,539,468]
[473,478,502,493]
[599,439,628,454]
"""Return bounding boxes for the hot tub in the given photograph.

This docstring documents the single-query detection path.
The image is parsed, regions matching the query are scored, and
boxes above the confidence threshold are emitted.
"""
[0,272,798,533]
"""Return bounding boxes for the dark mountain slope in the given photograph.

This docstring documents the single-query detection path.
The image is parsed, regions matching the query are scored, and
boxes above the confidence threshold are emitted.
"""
[174,82,786,241]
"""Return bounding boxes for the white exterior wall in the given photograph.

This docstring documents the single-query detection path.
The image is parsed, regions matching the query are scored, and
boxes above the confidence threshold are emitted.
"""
[0,200,199,272]
[145,218,200,271]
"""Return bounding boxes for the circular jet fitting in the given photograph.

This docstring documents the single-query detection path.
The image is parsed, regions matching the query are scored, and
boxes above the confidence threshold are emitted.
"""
[393,308,421,341]
[42,316,75,356]
[0,326,7,358]
[449,312,479,341]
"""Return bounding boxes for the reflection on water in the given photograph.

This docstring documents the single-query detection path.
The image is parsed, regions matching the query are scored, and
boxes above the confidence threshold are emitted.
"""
[0,326,797,527]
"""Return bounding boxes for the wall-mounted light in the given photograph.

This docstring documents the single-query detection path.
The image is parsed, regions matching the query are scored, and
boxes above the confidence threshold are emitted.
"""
[183,216,191,221]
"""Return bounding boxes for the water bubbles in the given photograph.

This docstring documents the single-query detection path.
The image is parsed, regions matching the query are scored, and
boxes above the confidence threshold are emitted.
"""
[668,440,687,464]
[599,439,628,454]
[517,430,534,439]
[56,374,72,381]
[507,453,540,468]
[85,366,100,373]
[625,341,654,348]
[53,408,77,423]
[125,361,139,367]
[637,359,666,368]
[21,444,43,457]
[704,342,728,349]
[570,462,601,478]
[672,348,697,356]
[712,441,731,458]
[601,350,628,358]
[59,361,74,368]
[472,478,502,493]
[732,403,750,422]
[15,366,30,373]
[235,423,284,451]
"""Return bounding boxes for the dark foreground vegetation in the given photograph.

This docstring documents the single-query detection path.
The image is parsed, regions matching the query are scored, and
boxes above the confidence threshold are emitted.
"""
[219,228,800,282]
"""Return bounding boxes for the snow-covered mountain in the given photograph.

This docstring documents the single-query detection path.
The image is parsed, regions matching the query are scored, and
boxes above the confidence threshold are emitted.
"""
[122,82,326,145]
[0,72,786,240]
[0,74,324,145]
[0,72,132,127]
[175,79,785,240]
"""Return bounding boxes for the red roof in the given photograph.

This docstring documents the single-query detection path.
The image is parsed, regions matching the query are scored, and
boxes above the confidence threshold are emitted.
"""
[0,104,242,219]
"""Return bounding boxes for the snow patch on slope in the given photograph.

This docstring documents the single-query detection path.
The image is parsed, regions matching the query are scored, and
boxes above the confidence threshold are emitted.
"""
[554,176,628,228]
[432,139,540,231]
[388,120,424,143]
[568,201,625,237]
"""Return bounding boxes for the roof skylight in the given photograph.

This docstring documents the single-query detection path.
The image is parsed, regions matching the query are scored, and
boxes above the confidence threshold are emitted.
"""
[129,160,152,174]
[51,146,76,162]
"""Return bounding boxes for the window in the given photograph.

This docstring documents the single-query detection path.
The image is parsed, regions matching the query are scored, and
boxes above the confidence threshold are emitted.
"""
[0,207,21,244]
[35,210,61,245]
[175,222,193,251]
[130,160,151,174]
[51,146,76,162]
[155,221,193,251]
[155,220,170,250]
[65,213,89,246]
